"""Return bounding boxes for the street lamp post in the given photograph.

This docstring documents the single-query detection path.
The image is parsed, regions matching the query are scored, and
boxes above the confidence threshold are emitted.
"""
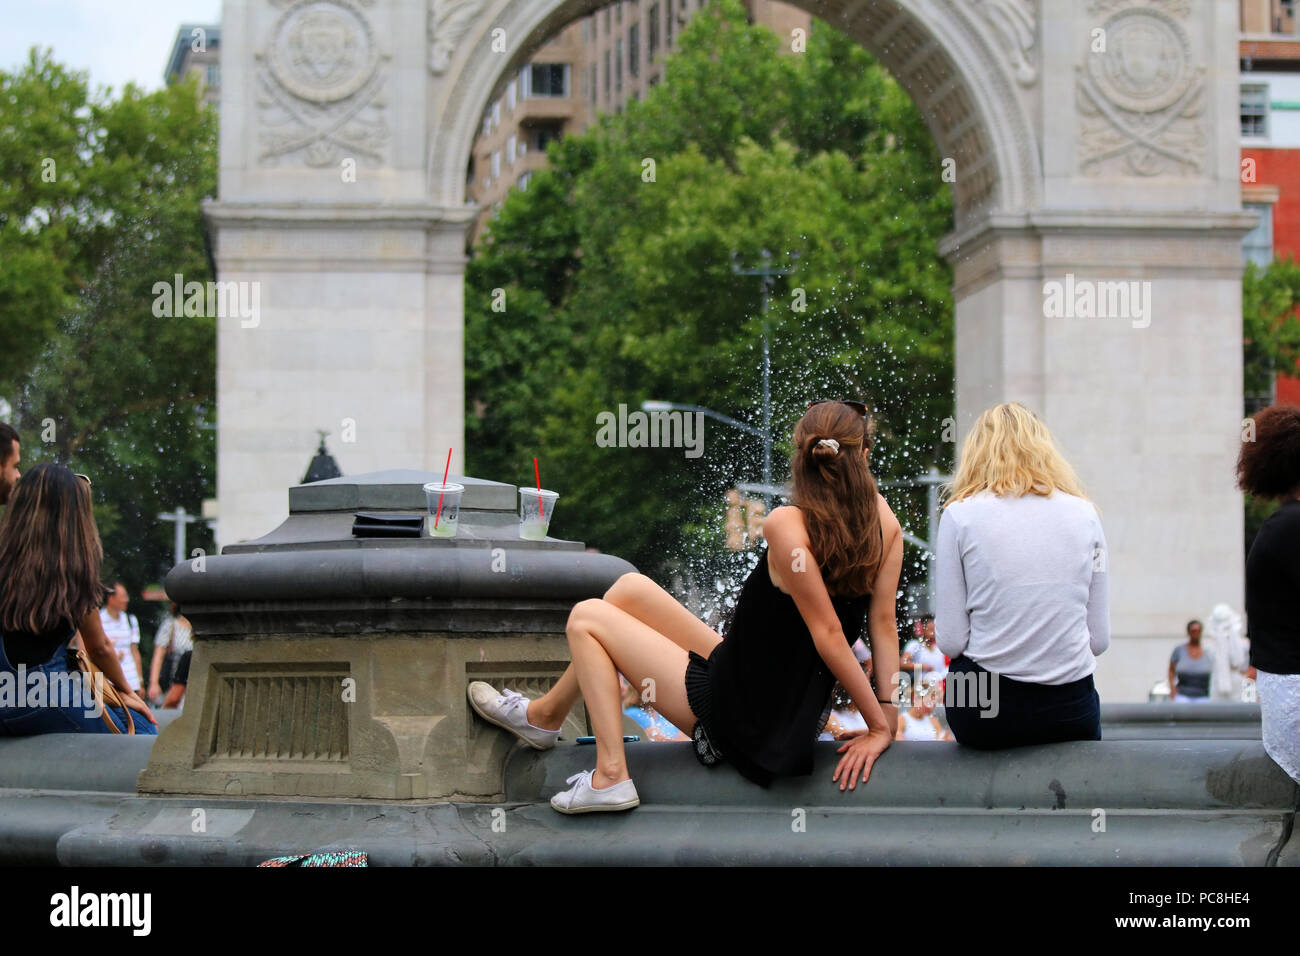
[158,507,201,569]
[732,249,795,511]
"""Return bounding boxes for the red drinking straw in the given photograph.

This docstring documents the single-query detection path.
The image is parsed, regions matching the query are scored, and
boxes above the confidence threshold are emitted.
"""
[434,448,452,529]
[534,457,544,521]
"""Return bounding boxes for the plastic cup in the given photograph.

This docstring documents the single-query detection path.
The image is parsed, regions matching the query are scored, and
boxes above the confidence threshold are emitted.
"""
[518,487,558,540]
[424,482,464,537]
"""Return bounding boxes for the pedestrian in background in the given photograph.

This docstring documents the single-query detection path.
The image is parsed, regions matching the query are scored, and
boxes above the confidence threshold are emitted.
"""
[1168,620,1214,702]
[99,581,143,697]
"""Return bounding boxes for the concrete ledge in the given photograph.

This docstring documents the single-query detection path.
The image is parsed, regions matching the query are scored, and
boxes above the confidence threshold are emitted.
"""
[504,739,1297,812]
[0,737,1294,866]
[1101,703,1261,723]
[1096,702,1261,739]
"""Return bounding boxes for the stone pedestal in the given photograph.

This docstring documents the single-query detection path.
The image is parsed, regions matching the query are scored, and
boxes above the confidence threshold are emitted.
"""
[138,470,635,801]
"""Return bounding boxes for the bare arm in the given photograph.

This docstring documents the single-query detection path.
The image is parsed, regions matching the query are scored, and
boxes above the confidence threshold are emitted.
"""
[866,500,903,726]
[78,610,135,693]
[78,611,157,725]
[763,507,891,736]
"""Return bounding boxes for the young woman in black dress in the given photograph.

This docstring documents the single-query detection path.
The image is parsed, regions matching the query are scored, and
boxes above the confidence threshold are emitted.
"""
[468,400,903,812]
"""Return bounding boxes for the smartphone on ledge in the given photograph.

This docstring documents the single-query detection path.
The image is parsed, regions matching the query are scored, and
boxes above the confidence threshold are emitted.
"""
[576,736,640,744]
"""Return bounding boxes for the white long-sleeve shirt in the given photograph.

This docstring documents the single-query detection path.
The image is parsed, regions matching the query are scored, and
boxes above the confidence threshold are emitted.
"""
[934,490,1110,685]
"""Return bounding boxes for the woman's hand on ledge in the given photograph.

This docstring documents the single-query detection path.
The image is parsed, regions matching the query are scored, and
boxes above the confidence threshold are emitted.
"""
[832,727,892,792]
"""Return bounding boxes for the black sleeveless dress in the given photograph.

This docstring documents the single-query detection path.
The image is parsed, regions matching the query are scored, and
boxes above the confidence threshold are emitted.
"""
[685,545,873,787]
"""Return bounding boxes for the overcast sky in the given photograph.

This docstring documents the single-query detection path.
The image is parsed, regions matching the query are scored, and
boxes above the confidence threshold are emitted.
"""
[0,0,223,95]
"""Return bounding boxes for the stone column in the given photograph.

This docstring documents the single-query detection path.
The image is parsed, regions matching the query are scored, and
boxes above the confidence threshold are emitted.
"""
[942,0,1255,701]
[210,0,471,547]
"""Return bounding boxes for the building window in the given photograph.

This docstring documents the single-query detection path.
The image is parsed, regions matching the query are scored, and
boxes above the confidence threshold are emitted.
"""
[605,6,611,31]
[518,139,527,159]
[666,0,673,46]
[507,134,516,163]
[1243,202,1274,268]
[492,100,501,128]
[1277,0,1297,34]
[1242,84,1269,138]
[629,24,640,77]
[616,2,622,24]
[507,81,517,111]
[518,171,532,191]
[650,3,661,58]
[534,124,562,152]
[590,64,597,104]
[491,151,501,180]
[527,63,569,97]
[206,63,221,88]
[604,49,611,98]
[482,115,491,137]
[616,39,623,92]
[649,73,660,87]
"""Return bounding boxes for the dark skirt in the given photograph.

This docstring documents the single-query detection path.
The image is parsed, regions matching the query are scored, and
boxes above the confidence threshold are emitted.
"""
[684,649,714,730]
[944,653,1101,750]
[174,650,192,685]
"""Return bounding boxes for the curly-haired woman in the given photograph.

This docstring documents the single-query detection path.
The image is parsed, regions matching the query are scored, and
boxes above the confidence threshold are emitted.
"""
[1237,404,1300,784]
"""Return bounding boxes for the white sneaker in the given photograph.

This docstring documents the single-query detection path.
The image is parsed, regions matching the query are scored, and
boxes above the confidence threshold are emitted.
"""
[466,682,562,750]
[550,770,640,814]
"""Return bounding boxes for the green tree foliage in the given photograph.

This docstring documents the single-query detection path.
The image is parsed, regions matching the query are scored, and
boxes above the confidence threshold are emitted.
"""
[1241,255,1300,551]
[1,49,218,613]
[466,1,954,592]
[1242,255,1300,402]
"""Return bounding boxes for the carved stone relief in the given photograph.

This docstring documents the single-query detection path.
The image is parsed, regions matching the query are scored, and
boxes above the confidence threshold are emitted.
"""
[973,0,1038,86]
[429,0,489,75]
[256,0,390,167]
[1077,1,1205,177]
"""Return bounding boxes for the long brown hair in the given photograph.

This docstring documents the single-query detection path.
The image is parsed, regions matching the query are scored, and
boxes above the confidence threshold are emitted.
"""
[790,402,883,596]
[0,464,104,634]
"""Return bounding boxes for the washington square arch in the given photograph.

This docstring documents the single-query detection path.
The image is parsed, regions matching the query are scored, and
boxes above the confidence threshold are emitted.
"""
[207,0,1254,701]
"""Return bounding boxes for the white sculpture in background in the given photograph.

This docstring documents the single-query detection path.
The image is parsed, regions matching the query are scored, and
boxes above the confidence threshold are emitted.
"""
[1204,603,1250,701]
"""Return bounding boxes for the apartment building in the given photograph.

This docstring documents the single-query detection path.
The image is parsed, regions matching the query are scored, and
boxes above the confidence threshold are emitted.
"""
[467,0,810,245]
[164,23,221,109]
[1241,0,1300,405]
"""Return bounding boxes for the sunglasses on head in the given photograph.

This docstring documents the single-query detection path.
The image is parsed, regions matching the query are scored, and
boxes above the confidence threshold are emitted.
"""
[74,473,91,487]
[807,399,868,417]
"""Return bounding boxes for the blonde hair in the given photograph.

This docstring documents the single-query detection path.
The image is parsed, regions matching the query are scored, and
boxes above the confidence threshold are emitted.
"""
[945,403,1088,506]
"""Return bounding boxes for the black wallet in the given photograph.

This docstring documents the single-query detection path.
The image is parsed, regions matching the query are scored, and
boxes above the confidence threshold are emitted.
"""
[351,512,424,537]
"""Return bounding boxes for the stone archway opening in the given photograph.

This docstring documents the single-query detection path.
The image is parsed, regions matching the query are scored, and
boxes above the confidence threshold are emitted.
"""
[213,0,1252,701]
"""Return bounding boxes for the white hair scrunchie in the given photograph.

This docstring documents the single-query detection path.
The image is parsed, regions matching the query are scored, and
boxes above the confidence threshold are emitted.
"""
[817,438,840,454]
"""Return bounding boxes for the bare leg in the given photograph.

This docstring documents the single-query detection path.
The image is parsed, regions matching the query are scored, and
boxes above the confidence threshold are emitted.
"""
[563,597,696,789]
[526,572,718,729]
[603,573,723,659]
[525,666,576,731]
[162,683,185,709]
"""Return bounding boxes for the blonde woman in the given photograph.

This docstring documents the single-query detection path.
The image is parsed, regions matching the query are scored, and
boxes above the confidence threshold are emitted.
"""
[934,403,1109,748]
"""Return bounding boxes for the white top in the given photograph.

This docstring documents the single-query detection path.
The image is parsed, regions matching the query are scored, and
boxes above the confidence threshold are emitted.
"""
[900,710,941,741]
[99,608,141,689]
[156,617,194,656]
[935,490,1110,685]
[903,638,947,679]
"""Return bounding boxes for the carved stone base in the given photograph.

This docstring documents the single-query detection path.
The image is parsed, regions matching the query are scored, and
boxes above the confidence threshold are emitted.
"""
[137,632,586,801]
